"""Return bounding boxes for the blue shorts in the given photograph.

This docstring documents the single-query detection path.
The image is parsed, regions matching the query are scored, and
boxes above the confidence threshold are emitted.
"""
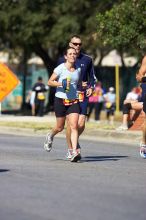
[79,97,88,115]
[143,94,146,113]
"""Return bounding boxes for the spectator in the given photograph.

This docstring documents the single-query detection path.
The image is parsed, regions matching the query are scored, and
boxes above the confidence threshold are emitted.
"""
[125,87,140,102]
[25,90,35,116]
[32,76,49,117]
[30,91,36,116]
[87,81,104,122]
[104,87,116,125]
[87,88,98,122]
[94,82,105,122]
[117,87,142,131]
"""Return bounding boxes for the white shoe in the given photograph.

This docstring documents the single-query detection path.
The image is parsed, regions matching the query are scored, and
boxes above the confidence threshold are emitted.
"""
[44,133,53,152]
[95,120,101,124]
[70,151,81,162]
[116,125,128,131]
[66,144,81,159]
[66,150,73,159]
[140,143,146,158]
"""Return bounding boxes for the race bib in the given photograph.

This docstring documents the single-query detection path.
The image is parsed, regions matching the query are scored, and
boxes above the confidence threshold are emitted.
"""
[63,99,78,106]
[37,92,45,100]
[105,102,112,109]
[78,91,84,102]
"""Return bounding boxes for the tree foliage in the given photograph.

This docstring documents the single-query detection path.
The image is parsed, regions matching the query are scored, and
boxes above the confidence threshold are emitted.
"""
[96,0,146,57]
[0,0,98,72]
[0,0,121,73]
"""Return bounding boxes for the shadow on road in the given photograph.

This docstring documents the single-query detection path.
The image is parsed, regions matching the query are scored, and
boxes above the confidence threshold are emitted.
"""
[0,169,10,173]
[51,156,128,163]
[82,155,128,162]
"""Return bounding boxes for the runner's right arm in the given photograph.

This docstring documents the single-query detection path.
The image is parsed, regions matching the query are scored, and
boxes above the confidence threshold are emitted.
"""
[136,56,146,82]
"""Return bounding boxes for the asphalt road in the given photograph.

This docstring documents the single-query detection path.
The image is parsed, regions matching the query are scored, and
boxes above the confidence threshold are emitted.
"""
[0,134,146,220]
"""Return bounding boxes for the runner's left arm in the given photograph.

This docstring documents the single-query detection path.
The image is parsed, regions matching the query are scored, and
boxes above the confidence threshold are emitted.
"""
[136,56,146,82]
[86,59,97,96]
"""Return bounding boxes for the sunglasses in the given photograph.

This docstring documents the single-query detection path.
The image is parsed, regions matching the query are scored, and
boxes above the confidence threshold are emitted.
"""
[71,42,82,46]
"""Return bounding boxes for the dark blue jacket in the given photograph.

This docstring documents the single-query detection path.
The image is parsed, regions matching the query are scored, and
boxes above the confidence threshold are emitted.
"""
[57,52,96,91]
[140,83,146,102]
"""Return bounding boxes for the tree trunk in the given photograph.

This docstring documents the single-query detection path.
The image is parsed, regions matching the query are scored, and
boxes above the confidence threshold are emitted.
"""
[21,48,28,114]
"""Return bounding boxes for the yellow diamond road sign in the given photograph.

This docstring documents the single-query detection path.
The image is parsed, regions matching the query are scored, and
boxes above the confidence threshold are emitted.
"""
[0,63,19,102]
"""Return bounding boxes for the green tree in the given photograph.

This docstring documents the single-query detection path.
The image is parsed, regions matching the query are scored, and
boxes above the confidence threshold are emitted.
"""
[96,0,146,60]
[0,0,121,108]
[0,0,98,72]
[0,0,121,72]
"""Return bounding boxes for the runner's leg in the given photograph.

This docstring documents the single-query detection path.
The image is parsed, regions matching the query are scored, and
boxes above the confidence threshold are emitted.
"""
[67,113,79,152]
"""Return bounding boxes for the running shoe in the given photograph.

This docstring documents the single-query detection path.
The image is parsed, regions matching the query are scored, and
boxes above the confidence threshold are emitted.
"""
[43,133,53,152]
[65,143,81,158]
[116,124,128,131]
[139,143,146,158]
[77,142,81,149]
[70,151,81,162]
[77,142,81,154]
[65,150,73,160]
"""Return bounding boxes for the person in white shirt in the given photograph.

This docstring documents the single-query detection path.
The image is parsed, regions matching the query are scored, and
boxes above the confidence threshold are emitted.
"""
[125,87,139,101]
[117,87,142,131]
[104,87,116,125]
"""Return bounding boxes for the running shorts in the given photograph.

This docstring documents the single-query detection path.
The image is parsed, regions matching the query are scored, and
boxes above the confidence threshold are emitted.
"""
[54,97,80,117]
[79,97,88,115]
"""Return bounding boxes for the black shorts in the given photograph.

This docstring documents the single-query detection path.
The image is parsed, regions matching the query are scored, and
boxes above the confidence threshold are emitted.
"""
[106,104,115,115]
[54,97,80,117]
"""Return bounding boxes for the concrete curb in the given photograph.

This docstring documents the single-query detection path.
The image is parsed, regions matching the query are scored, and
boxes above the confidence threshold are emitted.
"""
[0,115,142,146]
[0,125,142,146]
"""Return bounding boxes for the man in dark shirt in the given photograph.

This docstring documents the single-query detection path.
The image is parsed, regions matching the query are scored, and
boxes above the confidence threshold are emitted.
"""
[32,76,48,117]
[136,55,146,158]
[58,35,97,159]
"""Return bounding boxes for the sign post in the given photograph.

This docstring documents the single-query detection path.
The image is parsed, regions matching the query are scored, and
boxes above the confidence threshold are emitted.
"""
[115,64,120,113]
[0,63,19,114]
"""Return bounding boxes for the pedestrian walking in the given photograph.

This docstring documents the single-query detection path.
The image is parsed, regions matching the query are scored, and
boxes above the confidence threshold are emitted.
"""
[44,47,82,162]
